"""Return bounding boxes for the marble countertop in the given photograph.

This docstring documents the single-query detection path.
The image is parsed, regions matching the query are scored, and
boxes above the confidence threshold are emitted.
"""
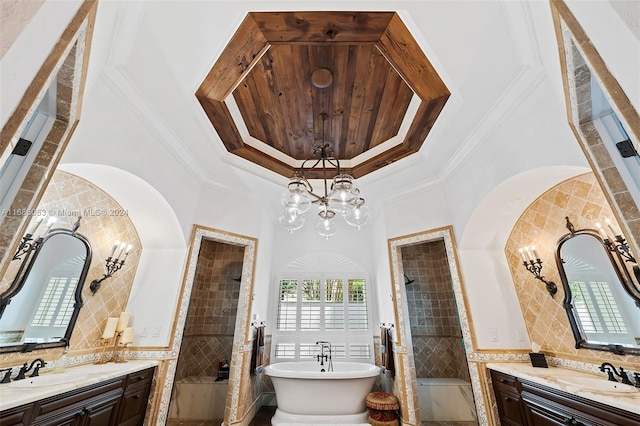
[0,360,158,412]
[487,362,640,415]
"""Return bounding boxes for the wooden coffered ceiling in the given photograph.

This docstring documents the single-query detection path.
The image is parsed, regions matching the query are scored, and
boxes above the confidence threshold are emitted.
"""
[196,11,449,179]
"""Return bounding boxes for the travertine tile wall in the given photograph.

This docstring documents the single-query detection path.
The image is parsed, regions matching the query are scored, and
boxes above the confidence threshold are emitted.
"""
[402,241,469,380]
[505,173,638,365]
[0,170,141,366]
[0,44,77,269]
[174,239,243,382]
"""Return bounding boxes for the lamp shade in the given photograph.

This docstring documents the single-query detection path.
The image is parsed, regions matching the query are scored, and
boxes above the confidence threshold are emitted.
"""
[316,215,338,239]
[279,210,305,233]
[281,178,311,214]
[345,199,371,229]
[329,174,358,214]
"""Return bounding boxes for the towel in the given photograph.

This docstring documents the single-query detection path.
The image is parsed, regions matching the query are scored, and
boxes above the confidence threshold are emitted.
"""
[251,325,265,375]
[380,326,395,377]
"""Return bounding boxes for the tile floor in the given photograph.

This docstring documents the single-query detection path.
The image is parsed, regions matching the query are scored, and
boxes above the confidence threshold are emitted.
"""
[167,405,478,426]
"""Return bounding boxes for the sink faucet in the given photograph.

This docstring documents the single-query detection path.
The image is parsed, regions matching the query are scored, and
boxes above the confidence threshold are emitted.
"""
[316,341,333,372]
[599,362,632,385]
[0,368,12,384]
[28,358,46,377]
[14,358,47,380]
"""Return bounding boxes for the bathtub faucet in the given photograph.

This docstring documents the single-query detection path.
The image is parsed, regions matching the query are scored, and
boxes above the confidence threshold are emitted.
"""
[316,341,333,372]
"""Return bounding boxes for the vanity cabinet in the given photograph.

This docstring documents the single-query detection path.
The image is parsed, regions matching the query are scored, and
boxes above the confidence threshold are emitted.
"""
[0,366,155,426]
[490,370,526,426]
[490,369,640,426]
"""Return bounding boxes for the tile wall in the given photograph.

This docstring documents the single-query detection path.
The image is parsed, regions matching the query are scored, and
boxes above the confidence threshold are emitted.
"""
[401,240,470,380]
[0,170,141,366]
[505,172,638,365]
[173,239,243,382]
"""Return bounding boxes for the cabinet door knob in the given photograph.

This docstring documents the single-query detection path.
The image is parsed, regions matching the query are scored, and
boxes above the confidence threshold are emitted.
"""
[133,394,141,399]
[564,417,579,425]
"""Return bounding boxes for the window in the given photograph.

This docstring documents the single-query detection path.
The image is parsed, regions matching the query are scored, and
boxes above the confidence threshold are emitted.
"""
[569,280,627,334]
[30,276,78,327]
[274,274,372,361]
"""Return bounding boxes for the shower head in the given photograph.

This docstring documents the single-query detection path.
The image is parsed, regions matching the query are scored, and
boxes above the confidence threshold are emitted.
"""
[404,274,415,285]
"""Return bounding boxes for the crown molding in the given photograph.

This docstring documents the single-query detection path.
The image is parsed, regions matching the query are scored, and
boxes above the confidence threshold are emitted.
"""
[101,67,208,183]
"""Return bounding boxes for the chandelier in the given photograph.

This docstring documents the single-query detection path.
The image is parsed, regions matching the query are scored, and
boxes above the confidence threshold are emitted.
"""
[279,113,371,239]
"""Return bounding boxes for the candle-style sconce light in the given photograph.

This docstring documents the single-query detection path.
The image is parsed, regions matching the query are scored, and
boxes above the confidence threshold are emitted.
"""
[95,312,133,363]
[595,218,637,264]
[89,240,132,295]
[519,245,558,297]
[13,216,57,261]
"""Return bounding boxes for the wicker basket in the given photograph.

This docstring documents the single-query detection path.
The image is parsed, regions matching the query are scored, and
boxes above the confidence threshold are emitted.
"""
[366,392,399,425]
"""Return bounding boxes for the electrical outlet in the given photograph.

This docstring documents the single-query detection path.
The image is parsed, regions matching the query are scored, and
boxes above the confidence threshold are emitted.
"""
[152,326,160,337]
[490,328,499,342]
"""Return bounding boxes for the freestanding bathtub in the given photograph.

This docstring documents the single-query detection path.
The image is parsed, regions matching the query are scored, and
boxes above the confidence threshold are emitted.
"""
[264,361,380,425]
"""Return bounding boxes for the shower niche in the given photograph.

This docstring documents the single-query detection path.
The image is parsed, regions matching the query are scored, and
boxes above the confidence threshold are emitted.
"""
[168,239,244,424]
[399,239,477,423]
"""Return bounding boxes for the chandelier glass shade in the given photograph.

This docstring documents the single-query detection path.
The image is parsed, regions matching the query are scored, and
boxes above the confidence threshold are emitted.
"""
[279,114,370,238]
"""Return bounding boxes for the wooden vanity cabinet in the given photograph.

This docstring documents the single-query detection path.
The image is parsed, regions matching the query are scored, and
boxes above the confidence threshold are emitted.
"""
[0,367,155,426]
[116,368,154,426]
[490,370,527,426]
[490,369,640,426]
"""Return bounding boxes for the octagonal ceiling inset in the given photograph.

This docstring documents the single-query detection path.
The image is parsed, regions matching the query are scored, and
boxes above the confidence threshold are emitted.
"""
[196,12,449,179]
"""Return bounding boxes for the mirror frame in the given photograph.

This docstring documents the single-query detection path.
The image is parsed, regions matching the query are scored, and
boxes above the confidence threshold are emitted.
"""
[555,218,640,356]
[0,226,92,354]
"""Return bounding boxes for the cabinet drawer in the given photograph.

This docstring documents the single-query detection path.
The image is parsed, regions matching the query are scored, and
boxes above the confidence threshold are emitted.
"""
[117,383,151,426]
[491,369,519,390]
[125,368,154,387]
[32,378,124,420]
[31,387,123,426]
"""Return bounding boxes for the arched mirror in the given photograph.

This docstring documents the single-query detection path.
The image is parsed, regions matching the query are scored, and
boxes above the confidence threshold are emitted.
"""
[0,220,92,353]
[556,217,640,355]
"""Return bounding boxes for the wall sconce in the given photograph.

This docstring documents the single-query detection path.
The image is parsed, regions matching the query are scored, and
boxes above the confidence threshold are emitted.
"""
[13,217,57,261]
[595,218,640,286]
[90,240,132,295]
[595,219,637,263]
[519,246,558,297]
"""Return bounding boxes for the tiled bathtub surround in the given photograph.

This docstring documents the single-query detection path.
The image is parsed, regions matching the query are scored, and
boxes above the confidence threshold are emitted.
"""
[401,241,470,381]
[0,170,141,368]
[173,240,243,387]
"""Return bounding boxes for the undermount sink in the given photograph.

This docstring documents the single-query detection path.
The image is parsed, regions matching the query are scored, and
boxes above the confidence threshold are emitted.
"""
[9,372,87,388]
[556,376,639,393]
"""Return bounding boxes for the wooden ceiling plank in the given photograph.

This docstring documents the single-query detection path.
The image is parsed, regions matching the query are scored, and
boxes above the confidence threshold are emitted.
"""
[357,47,389,153]
[243,58,282,149]
[233,70,268,143]
[292,45,315,159]
[196,97,245,151]
[372,70,414,147]
[250,11,395,43]
[337,45,358,159]
[257,47,294,155]
[270,44,307,157]
[197,14,270,101]
[308,44,335,156]
[403,95,449,151]
[370,64,401,146]
[330,45,349,159]
[344,45,372,158]
[376,13,449,101]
